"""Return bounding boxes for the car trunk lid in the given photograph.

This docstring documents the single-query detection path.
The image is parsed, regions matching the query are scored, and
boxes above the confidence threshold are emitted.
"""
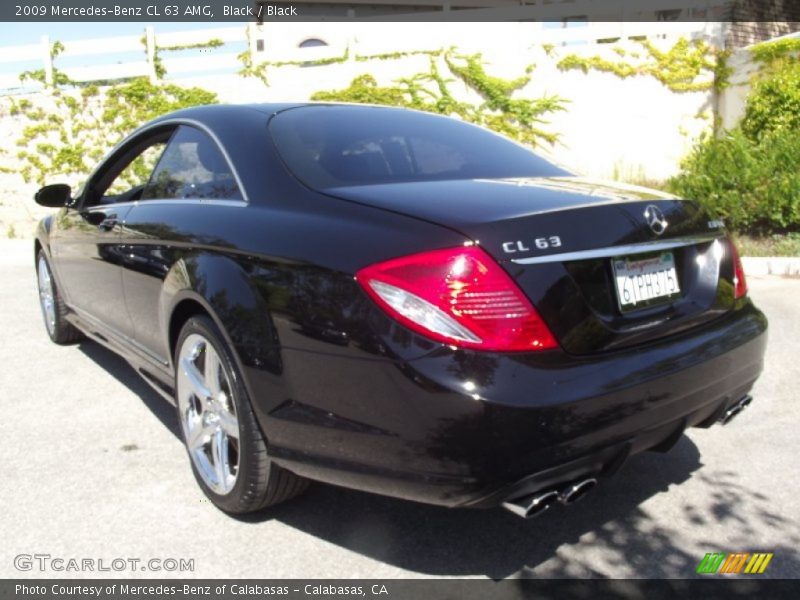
[325,177,735,354]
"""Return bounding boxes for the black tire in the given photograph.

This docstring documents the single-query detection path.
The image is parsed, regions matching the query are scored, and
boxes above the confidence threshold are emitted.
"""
[174,315,307,514]
[36,250,84,345]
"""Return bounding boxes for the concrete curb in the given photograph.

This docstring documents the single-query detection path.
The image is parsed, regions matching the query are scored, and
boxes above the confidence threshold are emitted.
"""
[742,257,800,278]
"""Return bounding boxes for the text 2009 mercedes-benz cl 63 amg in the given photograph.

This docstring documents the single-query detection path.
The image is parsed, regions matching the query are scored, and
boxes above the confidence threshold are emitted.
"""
[33,104,766,517]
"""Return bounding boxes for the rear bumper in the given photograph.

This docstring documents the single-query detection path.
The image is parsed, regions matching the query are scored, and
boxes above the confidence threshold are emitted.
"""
[265,301,767,508]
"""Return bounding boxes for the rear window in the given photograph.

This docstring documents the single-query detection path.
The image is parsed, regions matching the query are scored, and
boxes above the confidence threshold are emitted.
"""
[269,106,570,190]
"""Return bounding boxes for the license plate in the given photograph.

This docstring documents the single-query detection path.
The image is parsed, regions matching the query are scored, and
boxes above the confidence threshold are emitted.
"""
[612,252,681,312]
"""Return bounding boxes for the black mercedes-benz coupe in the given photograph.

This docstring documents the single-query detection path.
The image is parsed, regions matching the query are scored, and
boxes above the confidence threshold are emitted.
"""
[33,104,767,517]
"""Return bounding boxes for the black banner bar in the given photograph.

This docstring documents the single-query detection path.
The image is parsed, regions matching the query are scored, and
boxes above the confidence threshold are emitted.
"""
[2,579,800,600]
[2,0,800,22]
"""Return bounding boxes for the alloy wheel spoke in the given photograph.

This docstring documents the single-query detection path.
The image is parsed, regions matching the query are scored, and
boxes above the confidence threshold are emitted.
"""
[217,405,239,439]
[38,259,56,330]
[193,448,216,487]
[177,333,240,496]
[180,357,212,405]
[211,428,230,489]
[186,418,213,451]
[204,345,222,397]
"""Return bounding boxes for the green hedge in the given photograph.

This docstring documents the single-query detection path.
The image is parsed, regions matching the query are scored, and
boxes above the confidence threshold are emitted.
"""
[668,127,800,233]
[668,58,800,234]
[741,59,800,141]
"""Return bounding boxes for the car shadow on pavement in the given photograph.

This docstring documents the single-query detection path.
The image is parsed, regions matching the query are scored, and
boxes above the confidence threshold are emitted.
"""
[256,437,800,579]
[74,340,800,579]
[244,439,704,579]
[77,340,181,440]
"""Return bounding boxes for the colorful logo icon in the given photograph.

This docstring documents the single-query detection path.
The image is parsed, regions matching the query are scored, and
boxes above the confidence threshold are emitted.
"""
[696,552,773,575]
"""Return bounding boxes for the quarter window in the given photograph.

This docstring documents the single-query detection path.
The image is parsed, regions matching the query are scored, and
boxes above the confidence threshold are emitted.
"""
[142,126,243,201]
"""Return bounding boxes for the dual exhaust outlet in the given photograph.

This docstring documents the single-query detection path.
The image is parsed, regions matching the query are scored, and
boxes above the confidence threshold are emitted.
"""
[502,395,754,519]
[719,395,753,426]
[501,478,597,519]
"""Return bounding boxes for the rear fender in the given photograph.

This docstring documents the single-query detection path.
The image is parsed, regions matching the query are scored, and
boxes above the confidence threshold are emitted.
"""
[160,252,284,415]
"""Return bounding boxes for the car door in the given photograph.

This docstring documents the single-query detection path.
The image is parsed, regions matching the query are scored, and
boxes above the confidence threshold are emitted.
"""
[119,125,246,364]
[51,129,172,343]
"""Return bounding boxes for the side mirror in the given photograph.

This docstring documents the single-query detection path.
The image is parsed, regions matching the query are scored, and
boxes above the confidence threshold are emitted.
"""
[35,184,72,208]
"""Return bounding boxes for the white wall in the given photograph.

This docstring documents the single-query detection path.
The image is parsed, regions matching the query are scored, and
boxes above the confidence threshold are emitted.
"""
[183,23,720,181]
[2,22,731,183]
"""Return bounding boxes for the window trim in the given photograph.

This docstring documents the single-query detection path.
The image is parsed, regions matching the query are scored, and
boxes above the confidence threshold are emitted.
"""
[79,118,250,209]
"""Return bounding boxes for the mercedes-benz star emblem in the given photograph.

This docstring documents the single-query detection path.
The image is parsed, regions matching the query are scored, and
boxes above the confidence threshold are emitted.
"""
[644,205,668,236]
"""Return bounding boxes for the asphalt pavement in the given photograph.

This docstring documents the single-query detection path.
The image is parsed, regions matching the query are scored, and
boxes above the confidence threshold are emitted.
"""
[2,239,798,579]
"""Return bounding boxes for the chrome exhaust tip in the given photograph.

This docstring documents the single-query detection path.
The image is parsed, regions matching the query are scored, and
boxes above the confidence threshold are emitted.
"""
[501,490,560,519]
[720,395,753,426]
[559,478,597,506]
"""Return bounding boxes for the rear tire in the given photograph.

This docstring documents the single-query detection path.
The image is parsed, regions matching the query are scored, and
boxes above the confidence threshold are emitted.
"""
[174,315,307,514]
[36,251,84,345]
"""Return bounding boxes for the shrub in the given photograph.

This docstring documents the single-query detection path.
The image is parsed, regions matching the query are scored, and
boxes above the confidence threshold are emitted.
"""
[668,127,800,233]
[669,55,800,234]
[741,59,800,141]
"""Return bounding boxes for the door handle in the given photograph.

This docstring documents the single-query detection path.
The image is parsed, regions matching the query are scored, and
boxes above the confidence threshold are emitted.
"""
[98,214,118,231]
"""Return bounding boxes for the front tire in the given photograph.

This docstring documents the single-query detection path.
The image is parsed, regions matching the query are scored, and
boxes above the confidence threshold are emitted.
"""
[174,315,307,514]
[36,251,84,345]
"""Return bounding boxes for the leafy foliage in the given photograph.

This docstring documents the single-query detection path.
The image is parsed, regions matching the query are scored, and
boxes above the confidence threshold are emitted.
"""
[741,57,800,141]
[669,43,800,233]
[13,77,218,186]
[557,38,728,92]
[355,49,440,62]
[161,38,224,51]
[239,46,355,85]
[312,74,408,106]
[19,41,71,87]
[312,51,566,147]
[237,25,269,85]
[668,128,800,233]
[749,36,800,65]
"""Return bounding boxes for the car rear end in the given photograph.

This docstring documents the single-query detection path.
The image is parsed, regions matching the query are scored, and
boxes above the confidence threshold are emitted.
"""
[343,194,766,514]
[267,106,768,514]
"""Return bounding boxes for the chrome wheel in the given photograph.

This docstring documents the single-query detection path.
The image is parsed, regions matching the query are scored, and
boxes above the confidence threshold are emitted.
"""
[177,334,240,495]
[37,256,56,336]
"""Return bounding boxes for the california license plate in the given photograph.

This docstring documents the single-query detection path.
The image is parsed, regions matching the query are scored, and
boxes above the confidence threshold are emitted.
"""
[612,252,681,312]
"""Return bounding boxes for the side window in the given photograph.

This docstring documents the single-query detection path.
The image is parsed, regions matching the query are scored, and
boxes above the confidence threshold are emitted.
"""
[142,126,242,201]
[91,139,168,206]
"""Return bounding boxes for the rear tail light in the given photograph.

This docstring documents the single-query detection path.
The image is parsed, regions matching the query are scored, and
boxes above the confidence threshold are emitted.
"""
[729,239,748,299]
[356,246,558,352]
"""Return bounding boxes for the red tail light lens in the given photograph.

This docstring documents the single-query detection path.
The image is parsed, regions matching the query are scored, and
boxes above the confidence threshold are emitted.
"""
[356,246,558,352]
[730,239,748,299]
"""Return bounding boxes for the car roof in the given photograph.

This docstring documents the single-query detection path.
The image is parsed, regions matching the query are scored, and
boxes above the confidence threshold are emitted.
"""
[151,102,424,124]
[148,102,303,123]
